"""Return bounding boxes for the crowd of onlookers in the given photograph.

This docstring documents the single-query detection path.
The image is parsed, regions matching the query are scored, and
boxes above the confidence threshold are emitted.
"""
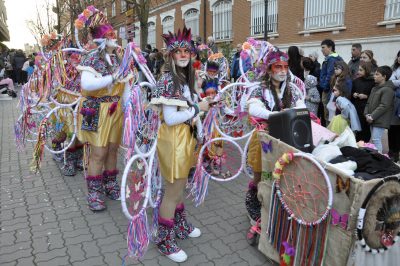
[0,47,35,97]
[282,39,400,163]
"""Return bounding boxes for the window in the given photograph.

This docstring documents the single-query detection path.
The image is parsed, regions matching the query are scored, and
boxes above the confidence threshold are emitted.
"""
[148,22,156,49]
[104,7,108,17]
[121,0,127,13]
[184,9,200,37]
[212,0,232,40]
[250,0,278,36]
[384,0,400,20]
[304,0,345,30]
[112,2,116,17]
[162,16,175,34]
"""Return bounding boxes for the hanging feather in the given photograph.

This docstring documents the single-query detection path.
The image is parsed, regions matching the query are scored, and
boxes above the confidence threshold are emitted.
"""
[30,118,48,173]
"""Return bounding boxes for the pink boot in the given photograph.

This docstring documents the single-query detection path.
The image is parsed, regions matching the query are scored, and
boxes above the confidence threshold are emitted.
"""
[86,174,106,211]
[155,216,187,262]
[103,169,120,200]
[174,203,201,239]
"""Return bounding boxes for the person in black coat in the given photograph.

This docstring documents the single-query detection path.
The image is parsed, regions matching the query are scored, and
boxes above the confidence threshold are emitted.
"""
[12,50,26,85]
[351,61,375,141]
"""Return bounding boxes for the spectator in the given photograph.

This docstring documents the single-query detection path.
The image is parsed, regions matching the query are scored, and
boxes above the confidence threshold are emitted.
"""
[348,43,362,80]
[152,51,165,78]
[207,36,218,53]
[389,50,400,163]
[309,51,321,81]
[231,43,250,81]
[351,61,375,141]
[26,61,35,79]
[12,49,26,85]
[360,50,378,74]
[302,57,320,115]
[320,39,343,122]
[364,66,395,153]
[330,61,352,99]
[288,46,304,81]
[195,36,202,47]
[0,67,16,95]
[328,80,361,135]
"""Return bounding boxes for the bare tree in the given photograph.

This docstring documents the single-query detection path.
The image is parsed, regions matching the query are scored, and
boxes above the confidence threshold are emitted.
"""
[126,0,166,50]
[26,0,58,43]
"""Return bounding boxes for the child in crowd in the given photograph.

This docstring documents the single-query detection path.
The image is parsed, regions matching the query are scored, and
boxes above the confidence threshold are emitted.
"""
[364,66,395,153]
[302,57,320,115]
[351,61,375,141]
[328,80,361,135]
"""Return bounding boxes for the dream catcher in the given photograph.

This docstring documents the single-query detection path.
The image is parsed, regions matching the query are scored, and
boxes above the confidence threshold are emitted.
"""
[267,152,333,266]
[14,104,51,149]
[30,104,78,173]
[119,41,162,260]
[356,175,400,254]
[189,81,262,206]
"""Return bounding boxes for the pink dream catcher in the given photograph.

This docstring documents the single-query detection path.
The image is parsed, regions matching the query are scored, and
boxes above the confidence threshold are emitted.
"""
[119,41,162,261]
[188,82,258,206]
[267,152,333,266]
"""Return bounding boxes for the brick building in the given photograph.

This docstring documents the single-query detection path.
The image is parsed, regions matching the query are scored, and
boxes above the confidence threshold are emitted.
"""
[95,0,400,65]
[0,0,10,42]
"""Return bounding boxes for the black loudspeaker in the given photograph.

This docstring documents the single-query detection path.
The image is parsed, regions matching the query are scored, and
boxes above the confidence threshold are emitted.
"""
[268,108,313,153]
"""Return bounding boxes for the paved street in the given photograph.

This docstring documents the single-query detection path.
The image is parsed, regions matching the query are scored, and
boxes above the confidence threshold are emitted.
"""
[0,90,274,266]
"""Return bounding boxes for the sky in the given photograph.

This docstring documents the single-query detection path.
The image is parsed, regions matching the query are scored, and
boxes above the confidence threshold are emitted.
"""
[3,0,56,49]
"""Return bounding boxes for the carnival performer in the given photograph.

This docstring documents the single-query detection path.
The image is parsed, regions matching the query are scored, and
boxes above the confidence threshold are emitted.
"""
[57,52,84,176]
[75,9,129,211]
[150,27,210,263]
[245,48,305,224]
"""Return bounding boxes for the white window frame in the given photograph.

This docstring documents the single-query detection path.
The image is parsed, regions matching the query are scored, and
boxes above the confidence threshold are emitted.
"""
[304,0,345,30]
[384,0,400,20]
[111,2,116,17]
[210,0,233,41]
[181,1,201,37]
[147,21,156,49]
[162,16,175,34]
[184,9,200,37]
[121,0,127,13]
[249,0,278,36]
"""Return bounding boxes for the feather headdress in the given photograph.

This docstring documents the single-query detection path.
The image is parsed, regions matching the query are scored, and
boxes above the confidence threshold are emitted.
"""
[162,26,193,53]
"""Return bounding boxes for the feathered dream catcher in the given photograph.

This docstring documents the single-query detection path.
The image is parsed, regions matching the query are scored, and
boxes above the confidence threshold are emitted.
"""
[356,175,400,254]
[188,81,260,206]
[267,152,333,266]
[119,42,162,260]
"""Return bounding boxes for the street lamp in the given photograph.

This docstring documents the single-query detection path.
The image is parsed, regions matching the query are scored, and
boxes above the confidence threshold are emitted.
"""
[264,0,268,41]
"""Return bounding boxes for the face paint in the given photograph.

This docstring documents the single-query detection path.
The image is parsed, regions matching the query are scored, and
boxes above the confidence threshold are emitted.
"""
[173,48,191,68]
[270,61,288,82]
[105,39,119,48]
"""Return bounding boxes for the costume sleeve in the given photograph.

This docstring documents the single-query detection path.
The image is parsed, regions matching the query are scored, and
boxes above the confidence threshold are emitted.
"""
[309,88,320,103]
[248,103,274,119]
[162,104,195,126]
[80,71,113,91]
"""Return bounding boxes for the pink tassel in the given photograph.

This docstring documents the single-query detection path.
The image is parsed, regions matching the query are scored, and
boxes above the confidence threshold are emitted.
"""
[202,107,217,142]
[188,161,210,207]
[108,101,118,115]
[126,209,150,259]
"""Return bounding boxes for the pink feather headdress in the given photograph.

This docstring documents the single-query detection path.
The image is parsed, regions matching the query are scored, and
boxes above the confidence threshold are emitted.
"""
[162,26,193,53]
